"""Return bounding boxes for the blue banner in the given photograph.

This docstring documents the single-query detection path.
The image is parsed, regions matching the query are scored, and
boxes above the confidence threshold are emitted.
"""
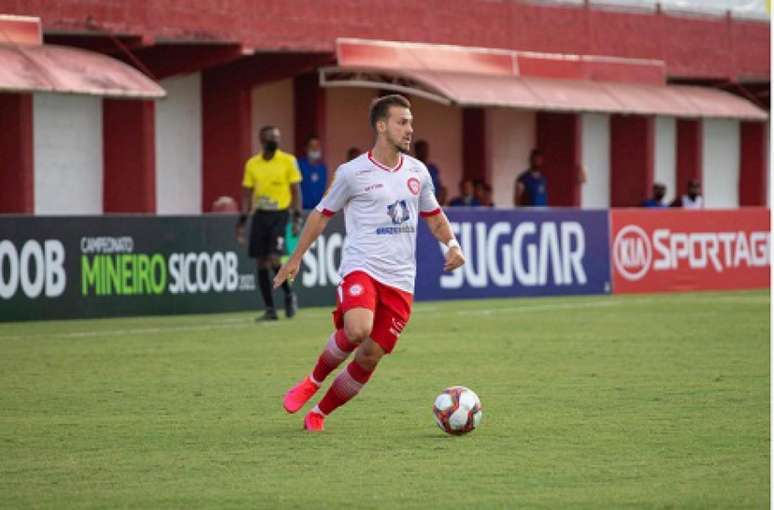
[414,209,611,300]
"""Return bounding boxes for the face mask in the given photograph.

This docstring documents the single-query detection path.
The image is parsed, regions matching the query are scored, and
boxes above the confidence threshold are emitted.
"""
[263,141,278,153]
[308,149,321,161]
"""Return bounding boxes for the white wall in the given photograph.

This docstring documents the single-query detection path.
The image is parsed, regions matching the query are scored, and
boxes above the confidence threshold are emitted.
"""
[486,108,536,207]
[410,96,462,202]
[252,79,295,155]
[580,113,610,208]
[155,73,202,214]
[33,93,103,215]
[654,116,677,204]
[325,87,377,171]
[702,118,740,208]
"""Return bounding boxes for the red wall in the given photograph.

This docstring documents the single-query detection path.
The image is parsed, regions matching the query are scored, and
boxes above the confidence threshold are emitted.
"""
[103,99,156,213]
[610,115,654,207]
[536,112,581,207]
[0,93,33,213]
[3,1,767,82]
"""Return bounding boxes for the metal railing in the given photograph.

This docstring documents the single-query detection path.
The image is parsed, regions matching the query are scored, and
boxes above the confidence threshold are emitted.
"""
[533,0,769,20]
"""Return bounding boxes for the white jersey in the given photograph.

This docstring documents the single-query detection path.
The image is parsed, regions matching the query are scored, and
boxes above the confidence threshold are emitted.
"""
[680,194,704,209]
[315,151,441,294]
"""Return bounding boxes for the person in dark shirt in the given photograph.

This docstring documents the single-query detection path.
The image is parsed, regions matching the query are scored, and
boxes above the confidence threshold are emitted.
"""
[414,139,446,205]
[297,136,328,210]
[474,180,493,207]
[641,182,667,208]
[448,179,482,207]
[514,149,548,207]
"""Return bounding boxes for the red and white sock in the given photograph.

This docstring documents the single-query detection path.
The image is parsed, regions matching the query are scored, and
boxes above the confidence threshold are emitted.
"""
[315,360,374,416]
[310,330,357,385]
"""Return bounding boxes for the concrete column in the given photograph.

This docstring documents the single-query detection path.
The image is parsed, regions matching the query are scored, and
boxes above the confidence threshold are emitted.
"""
[103,99,156,213]
[739,121,766,206]
[676,119,702,200]
[610,115,654,207]
[0,93,34,213]
[537,111,581,206]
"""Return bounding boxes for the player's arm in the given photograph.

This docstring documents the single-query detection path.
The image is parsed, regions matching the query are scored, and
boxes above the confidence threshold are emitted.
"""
[236,186,253,244]
[423,211,465,272]
[273,210,331,288]
[289,182,303,234]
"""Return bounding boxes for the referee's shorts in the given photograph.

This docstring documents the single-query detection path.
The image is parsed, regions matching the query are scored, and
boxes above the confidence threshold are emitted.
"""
[248,209,289,258]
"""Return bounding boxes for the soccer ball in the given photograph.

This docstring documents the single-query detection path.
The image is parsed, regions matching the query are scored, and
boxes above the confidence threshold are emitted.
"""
[432,386,482,435]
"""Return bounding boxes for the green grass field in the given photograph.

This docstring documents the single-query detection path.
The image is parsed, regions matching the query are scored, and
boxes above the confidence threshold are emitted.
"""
[0,290,769,509]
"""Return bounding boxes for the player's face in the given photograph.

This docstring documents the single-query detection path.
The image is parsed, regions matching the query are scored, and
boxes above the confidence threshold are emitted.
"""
[261,128,281,146]
[382,106,413,153]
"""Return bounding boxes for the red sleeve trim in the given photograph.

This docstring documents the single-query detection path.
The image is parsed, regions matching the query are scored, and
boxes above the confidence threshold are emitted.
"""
[320,208,336,217]
[420,208,442,218]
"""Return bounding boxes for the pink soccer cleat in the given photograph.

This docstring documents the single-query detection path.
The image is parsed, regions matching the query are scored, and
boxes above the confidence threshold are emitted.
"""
[283,376,320,414]
[303,411,325,432]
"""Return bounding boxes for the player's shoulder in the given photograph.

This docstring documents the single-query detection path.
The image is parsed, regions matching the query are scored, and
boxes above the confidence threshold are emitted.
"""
[401,154,430,176]
[334,153,369,179]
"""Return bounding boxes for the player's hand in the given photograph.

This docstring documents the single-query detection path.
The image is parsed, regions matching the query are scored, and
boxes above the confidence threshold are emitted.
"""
[443,246,465,272]
[273,258,300,289]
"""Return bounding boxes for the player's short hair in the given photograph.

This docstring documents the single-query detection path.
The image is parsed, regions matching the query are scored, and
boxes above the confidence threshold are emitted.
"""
[369,94,411,130]
[259,125,278,139]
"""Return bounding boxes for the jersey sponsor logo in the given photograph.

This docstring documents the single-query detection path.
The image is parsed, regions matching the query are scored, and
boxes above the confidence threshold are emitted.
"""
[365,183,384,192]
[377,200,415,235]
[613,225,652,281]
[348,283,364,297]
[387,200,411,225]
[407,177,420,195]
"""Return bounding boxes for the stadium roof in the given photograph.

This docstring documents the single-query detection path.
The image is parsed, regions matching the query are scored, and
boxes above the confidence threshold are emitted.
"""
[0,15,165,99]
[320,38,766,121]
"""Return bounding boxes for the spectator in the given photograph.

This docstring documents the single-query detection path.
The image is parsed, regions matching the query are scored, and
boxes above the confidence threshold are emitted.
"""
[514,149,548,207]
[297,135,328,210]
[671,179,704,209]
[346,146,361,162]
[448,179,482,207]
[641,183,668,208]
[414,139,447,205]
[474,180,493,207]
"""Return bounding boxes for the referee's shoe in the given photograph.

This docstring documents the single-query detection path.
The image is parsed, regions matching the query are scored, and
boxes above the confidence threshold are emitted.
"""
[285,292,298,318]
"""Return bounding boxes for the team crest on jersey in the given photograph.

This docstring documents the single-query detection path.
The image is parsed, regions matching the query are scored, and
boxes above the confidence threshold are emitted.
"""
[387,200,411,225]
[407,177,420,195]
[349,284,364,297]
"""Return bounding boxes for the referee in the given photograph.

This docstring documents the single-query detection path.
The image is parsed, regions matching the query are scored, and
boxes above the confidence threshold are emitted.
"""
[237,125,302,321]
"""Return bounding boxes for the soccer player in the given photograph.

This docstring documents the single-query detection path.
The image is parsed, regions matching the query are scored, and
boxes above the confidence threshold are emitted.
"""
[237,125,302,321]
[273,94,466,431]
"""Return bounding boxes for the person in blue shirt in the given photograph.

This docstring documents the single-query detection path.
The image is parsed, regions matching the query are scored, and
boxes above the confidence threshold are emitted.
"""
[297,136,328,210]
[641,182,668,207]
[414,139,446,205]
[448,179,482,207]
[514,149,548,207]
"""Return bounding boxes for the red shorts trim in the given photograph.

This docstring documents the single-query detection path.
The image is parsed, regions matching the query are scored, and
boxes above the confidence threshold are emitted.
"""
[332,271,413,354]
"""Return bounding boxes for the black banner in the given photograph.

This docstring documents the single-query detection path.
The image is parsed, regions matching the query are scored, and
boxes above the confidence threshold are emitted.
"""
[0,215,344,322]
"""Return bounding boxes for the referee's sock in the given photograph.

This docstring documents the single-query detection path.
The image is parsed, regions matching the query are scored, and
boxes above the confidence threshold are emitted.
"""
[257,268,275,310]
[273,265,292,295]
